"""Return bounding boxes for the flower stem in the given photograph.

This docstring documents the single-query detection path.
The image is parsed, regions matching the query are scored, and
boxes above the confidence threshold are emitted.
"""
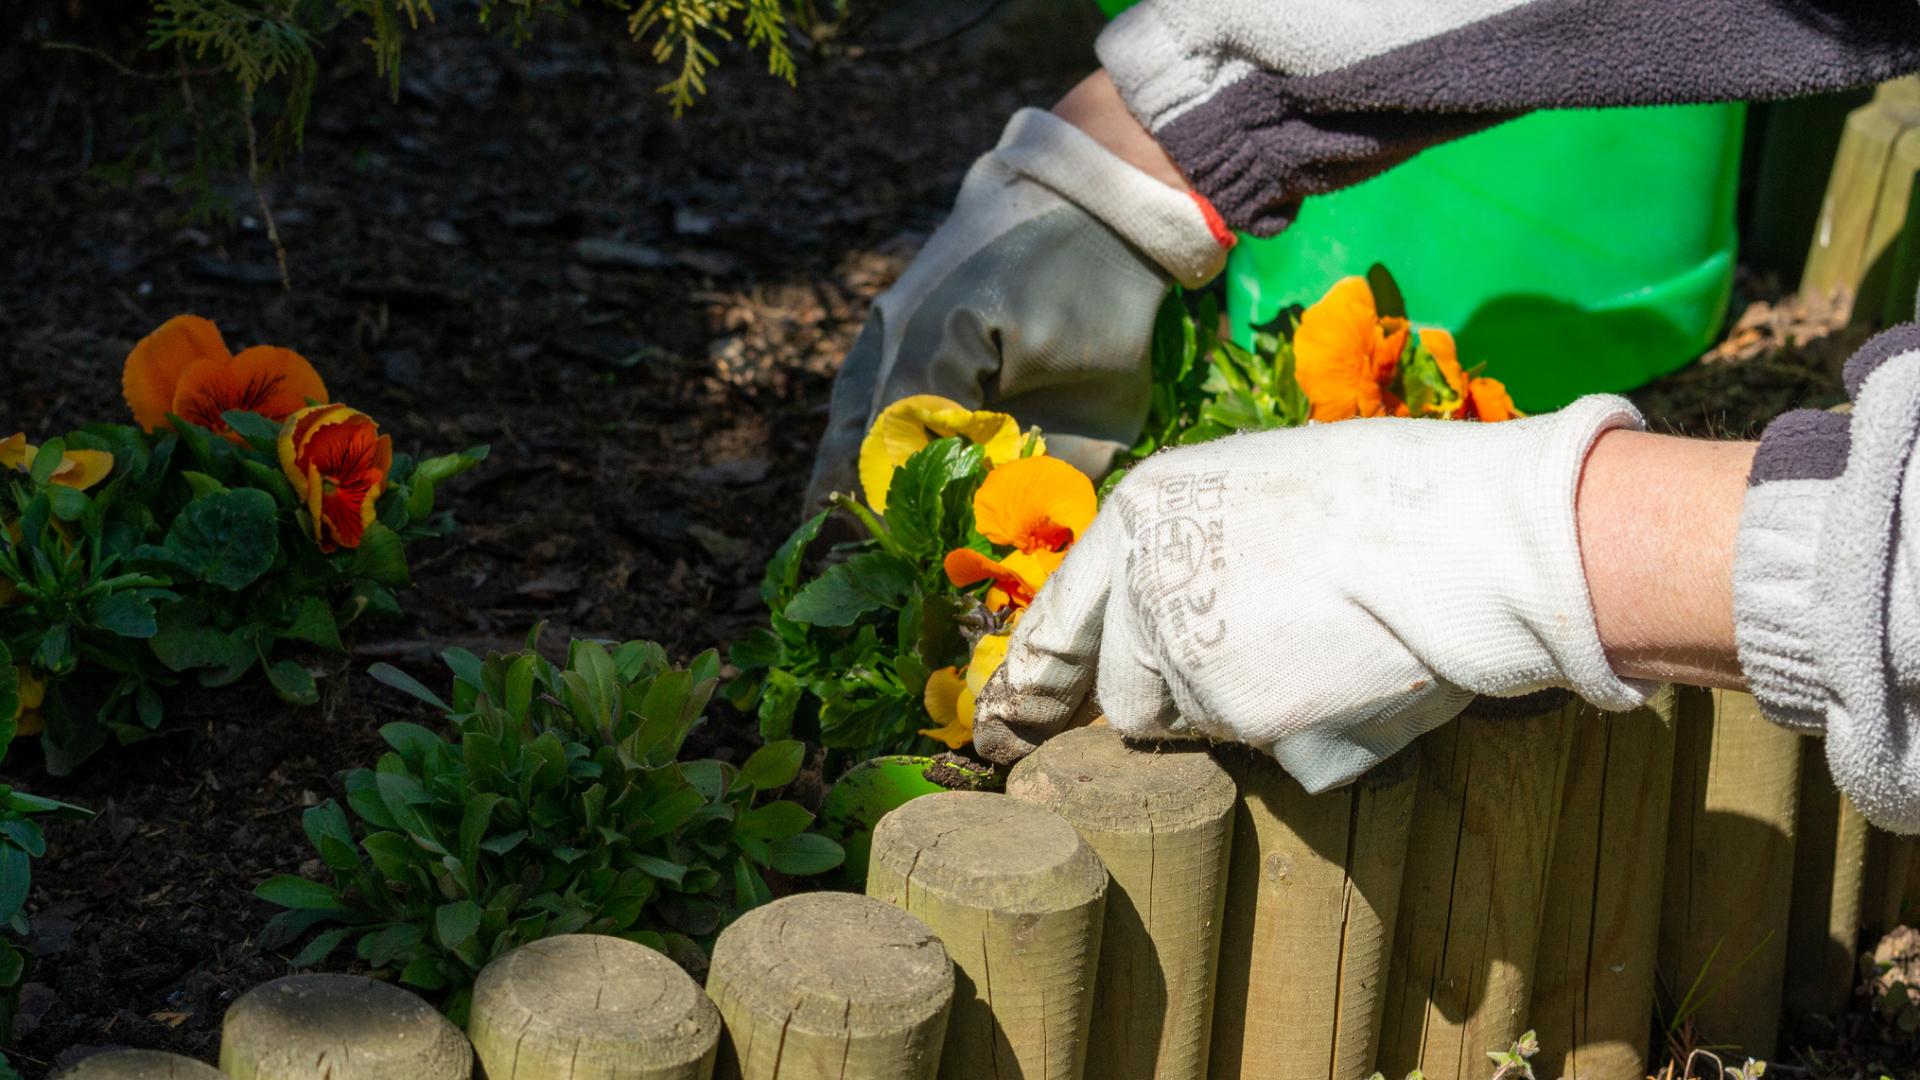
[828,493,904,557]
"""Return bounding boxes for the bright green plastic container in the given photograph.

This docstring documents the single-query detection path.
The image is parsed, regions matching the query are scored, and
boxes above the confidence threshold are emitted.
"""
[1094,0,1744,410]
[1226,105,1746,411]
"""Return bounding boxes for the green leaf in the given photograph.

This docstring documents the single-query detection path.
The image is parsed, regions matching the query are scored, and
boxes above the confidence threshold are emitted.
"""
[399,955,449,990]
[434,900,483,950]
[221,409,282,447]
[289,926,356,967]
[368,662,451,711]
[267,660,319,706]
[883,437,984,559]
[761,510,829,608]
[151,625,246,673]
[88,591,158,639]
[352,524,411,587]
[767,833,844,876]
[735,801,814,842]
[756,670,801,743]
[737,740,805,792]
[45,484,90,521]
[255,874,344,911]
[783,552,916,628]
[630,854,688,884]
[733,859,773,910]
[28,438,64,485]
[180,470,228,500]
[281,596,344,651]
[155,487,280,590]
[0,845,28,923]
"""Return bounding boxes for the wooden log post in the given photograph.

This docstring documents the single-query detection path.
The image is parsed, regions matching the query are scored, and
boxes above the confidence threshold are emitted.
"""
[56,1051,228,1080]
[468,934,721,1080]
[706,892,955,1080]
[1206,745,1418,1080]
[1004,727,1237,1080]
[220,974,472,1080]
[1528,693,1678,1080]
[1378,699,1576,1080]
[1785,738,1872,1018]
[1863,829,1917,936]
[1803,77,1920,317]
[1658,688,1800,1062]
[866,790,1108,1080]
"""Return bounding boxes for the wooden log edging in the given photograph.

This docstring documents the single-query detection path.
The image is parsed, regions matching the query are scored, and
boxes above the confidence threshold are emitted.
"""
[56,1050,229,1080]
[469,934,721,1080]
[707,892,954,1080]
[865,790,1108,1079]
[1658,688,1800,1062]
[1005,726,1237,1080]
[1208,743,1417,1080]
[220,974,471,1080]
[1785,737,1871,1018]
[1529,692,1678,1080]
[1378,700,1576,1080]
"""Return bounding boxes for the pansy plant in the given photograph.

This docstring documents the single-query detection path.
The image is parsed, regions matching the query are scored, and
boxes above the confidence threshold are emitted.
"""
[0,315,487,773]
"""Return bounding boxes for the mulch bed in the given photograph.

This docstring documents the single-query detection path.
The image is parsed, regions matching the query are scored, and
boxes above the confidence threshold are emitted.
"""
[0,4,1910,1076]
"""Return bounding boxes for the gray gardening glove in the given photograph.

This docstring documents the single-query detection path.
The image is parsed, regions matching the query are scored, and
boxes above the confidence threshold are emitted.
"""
[805,107,1235,510]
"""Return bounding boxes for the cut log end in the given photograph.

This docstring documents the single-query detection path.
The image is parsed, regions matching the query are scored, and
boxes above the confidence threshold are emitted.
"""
[468,933,719,1080]
[1004,726,1236,834]
[56,1050,228,1080]
[219,973,472,1080]
[709,893,954,1079]
[867,790,1106,913]
[710,892,953,1034]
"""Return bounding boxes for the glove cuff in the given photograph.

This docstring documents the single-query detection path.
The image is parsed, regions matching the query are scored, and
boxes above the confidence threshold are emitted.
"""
[994,108,1233,288]
[1505,395,1655,711]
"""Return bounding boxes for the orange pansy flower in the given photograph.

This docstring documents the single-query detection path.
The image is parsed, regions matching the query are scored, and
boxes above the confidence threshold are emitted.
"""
[1293,276,1410,422]
[973,456,1097,554]
[917,632,1013,750]
[278,404,394,552]
[944,547,1064,611]
[123,315,328,440]
[1415,328,1521,422]
[1464,377,1521,422]
[12,667,45,737]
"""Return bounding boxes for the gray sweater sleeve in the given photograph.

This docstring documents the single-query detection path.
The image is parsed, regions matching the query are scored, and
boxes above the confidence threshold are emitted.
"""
[1097,0,1920,235]
[1736,327,1920,833]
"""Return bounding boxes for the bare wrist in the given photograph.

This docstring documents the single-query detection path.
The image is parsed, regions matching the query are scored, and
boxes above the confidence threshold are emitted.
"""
[1051,70,1192,193]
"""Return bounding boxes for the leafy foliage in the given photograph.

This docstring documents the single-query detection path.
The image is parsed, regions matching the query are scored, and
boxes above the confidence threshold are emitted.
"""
[257,630,843,1021]
[0,645,92,1070]
[728,436,1001,761]
[0,419,485,774]
[1129,286,1309,460]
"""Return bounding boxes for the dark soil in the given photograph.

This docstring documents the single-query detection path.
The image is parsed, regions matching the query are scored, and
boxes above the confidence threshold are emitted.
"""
[0,4,1908,1077]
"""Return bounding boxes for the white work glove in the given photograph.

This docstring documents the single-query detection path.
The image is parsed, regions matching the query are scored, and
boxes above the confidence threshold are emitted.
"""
[972,396,1655,791]
[805,107,1234,508]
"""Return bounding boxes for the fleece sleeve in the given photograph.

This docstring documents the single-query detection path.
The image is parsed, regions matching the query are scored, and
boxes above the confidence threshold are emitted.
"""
[1735,325,1920,834]
[1096,0,1920,236]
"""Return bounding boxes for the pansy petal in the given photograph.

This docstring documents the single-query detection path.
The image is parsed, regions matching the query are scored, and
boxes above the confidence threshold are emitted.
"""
[1295,277,1390,422]
[1467,377,1521,422]
[859,394,1025,513]
[0,434,28,472]
[173,345,329,435]
[965,634,1012,698]
[50,450,115,491]
[279,404,351,492]
[124,315,231,431]
[973,456,1097,552]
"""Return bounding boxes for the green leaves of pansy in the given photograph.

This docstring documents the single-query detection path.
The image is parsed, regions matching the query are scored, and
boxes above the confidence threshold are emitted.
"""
[140,487,279,590]
[881,436,984,560]
[783,552,915,627]
[761,509,827,609]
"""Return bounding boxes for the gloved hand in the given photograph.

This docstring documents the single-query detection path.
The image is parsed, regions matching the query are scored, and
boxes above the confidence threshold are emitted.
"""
[972,396,1655,791]
[804,107,1234,509]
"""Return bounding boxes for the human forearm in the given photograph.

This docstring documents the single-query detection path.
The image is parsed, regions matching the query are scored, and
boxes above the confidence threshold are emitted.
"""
[1051,71,1191,195]
[1576,430,1754,690]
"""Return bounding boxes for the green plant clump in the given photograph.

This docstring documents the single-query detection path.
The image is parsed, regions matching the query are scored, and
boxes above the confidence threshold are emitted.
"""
[256,629,844,1020]
[0,418,485,775]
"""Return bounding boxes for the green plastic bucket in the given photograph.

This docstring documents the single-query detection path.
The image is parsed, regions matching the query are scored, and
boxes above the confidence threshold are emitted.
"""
[1227,105,1745,411]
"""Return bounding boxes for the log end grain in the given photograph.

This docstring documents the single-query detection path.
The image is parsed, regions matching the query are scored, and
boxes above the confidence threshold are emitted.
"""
[1005,727,1236,835]
[219,974,471,1080]
[56,1050,228,1080]
[469,934,719,1080]
[866,791,1106,914]
[708,893,953,1078]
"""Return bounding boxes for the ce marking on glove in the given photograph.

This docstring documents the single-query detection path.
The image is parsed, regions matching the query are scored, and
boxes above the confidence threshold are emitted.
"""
[1137,470,1229,670]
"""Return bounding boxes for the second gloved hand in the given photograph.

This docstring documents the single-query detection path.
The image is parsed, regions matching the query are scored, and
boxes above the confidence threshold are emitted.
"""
[804,107,1233,510]
[973,396,1654,791]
